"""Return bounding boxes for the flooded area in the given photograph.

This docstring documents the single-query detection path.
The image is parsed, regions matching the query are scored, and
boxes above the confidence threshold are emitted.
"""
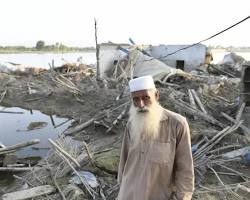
[0,52,96,69]
[0,48,249,199]
[0,106,73,158]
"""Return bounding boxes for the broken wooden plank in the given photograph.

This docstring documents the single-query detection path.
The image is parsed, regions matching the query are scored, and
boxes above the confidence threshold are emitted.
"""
[221,112,250,135]
[64,118,95,135]
[191,89,207,114]
[1,185,56,200]
[0,139,40,155]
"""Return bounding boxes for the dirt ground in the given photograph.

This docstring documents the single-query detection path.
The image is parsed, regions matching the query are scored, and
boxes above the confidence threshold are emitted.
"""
[0,66,250,199]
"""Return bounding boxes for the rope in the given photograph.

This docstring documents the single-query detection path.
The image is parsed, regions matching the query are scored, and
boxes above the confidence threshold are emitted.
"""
[157,16,250,60]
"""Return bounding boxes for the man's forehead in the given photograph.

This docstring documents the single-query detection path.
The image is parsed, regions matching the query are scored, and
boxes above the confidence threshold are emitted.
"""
[131,89,153,97]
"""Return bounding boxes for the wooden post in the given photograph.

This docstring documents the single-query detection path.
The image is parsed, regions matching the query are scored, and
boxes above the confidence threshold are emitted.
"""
[95,18,100,80]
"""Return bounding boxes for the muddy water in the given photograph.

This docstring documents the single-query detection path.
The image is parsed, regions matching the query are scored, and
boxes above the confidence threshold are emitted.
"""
[0,106,72,158]
[0,52,96,69]
[0,106,74,188]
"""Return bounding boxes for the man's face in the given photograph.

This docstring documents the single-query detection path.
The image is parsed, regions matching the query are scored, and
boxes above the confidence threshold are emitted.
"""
[131,89,159,112]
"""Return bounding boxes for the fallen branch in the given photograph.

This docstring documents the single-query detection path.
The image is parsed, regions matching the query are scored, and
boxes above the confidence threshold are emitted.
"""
[1,185,56,200]
[174,98,224,128]
[83,141,95,167]
[64,101,130,135]
[94,120,111,129]
[215,163,250,179]
[0,167,32,172]
[221,112,250,136]
[106,105,128,132]
[208,166,242,199]
[193,123,241,161]
[23,97,41,102]
[65,118,95,135]
[191,89,207,114]
[54,148,96,198]
[48,138,80,168]
[0,139,40,155]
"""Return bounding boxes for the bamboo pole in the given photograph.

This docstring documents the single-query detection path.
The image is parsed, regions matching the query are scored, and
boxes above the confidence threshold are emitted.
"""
[48,138,80,168]
[0,139,40,155]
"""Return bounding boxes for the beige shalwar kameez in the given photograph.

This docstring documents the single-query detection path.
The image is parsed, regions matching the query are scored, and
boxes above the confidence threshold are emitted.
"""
[118,108,194,200]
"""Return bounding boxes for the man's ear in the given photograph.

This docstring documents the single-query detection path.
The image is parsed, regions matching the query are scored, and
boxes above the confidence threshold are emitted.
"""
[155,90,160,101]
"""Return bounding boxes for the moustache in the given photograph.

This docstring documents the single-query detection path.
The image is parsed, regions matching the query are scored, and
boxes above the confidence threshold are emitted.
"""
[136,107,149,113]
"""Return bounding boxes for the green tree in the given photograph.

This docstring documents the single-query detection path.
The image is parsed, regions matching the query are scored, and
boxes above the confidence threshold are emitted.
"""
[36,40,45,50]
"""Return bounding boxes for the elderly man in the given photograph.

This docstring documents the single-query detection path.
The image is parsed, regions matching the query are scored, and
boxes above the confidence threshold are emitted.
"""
[117,76,194,200]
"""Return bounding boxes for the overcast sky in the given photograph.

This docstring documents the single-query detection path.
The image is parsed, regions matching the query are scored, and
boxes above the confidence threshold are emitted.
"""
[0,0,249,47]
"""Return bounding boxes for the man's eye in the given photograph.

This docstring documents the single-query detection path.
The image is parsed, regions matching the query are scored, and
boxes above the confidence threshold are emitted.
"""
[143,96,150,101]
[133,97,140,102]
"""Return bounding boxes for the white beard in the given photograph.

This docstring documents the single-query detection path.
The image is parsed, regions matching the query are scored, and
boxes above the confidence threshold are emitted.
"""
[128,102,163,145]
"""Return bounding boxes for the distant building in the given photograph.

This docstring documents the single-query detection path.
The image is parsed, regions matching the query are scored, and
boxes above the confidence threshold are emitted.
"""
[98,43,212,78]
[146,44,212,71]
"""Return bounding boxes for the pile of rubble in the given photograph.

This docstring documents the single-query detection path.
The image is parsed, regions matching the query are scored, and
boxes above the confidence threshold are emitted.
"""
[0,48,250,200]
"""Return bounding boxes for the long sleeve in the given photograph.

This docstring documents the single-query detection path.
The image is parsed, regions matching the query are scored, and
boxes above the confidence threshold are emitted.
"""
[118,126,130,184]
[174,118,194,200]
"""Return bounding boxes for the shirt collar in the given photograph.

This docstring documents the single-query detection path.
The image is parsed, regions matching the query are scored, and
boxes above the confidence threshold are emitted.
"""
[160,108,168,122]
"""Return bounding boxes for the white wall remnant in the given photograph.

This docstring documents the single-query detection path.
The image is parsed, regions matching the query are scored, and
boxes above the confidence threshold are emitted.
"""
[147,44,209,71]
[99,44,129,78]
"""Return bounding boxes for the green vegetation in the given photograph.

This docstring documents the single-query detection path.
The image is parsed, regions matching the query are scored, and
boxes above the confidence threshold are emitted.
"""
[0,40,95,53]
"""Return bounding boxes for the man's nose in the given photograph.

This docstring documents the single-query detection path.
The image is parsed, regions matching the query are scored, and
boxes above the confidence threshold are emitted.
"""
[137,99,145,108]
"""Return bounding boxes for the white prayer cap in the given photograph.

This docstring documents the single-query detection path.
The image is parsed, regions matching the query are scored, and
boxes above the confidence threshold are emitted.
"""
[129,76,155,93]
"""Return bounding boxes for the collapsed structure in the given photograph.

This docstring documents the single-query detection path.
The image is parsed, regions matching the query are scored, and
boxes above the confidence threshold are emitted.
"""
[0,43,250,200]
